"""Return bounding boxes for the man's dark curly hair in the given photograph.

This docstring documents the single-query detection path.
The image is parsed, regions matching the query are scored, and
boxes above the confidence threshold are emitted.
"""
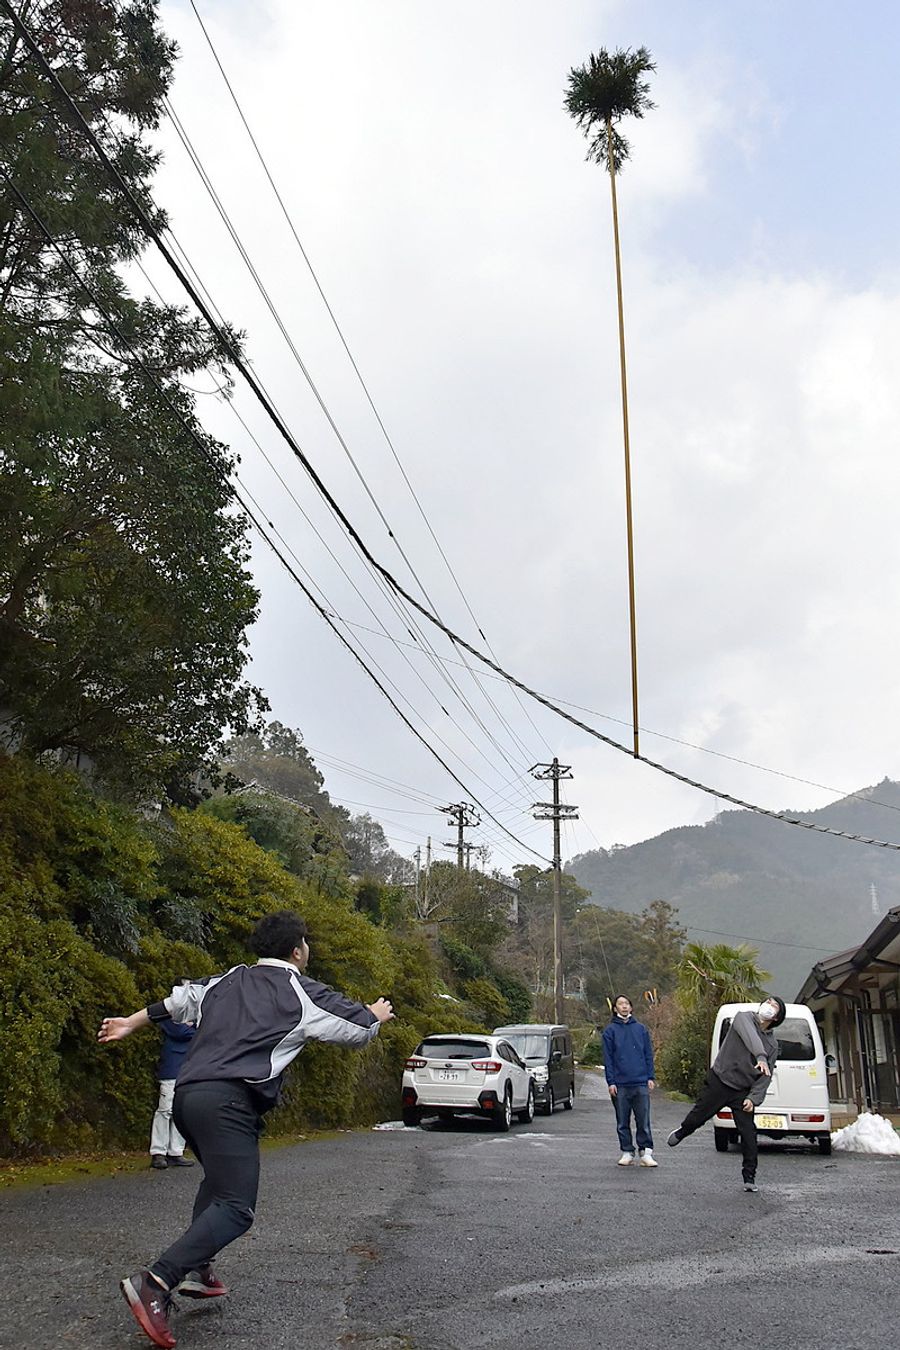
[249,911,308,960]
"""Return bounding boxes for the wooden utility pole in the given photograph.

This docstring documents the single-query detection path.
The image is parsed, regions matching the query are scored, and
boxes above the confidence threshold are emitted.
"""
[531,760,579,1024]
[440,802,480,870]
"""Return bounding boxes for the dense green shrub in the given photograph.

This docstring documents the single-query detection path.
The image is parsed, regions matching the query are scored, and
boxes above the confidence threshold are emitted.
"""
[655,1009,711,1098]
[0,754,517,1151]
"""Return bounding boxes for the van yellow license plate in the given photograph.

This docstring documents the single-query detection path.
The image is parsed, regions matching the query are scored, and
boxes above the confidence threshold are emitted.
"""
[755,1114,787,1130]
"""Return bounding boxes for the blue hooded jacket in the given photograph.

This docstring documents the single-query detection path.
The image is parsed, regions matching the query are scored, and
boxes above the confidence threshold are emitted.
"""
[602,1015,655,1087]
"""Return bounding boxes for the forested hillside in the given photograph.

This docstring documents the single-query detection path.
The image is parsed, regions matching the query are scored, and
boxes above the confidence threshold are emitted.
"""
[567,779,900,993]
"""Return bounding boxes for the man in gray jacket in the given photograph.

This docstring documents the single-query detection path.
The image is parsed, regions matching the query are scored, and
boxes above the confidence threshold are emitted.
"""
[667,996,785,1191]
[98,910,393,1349]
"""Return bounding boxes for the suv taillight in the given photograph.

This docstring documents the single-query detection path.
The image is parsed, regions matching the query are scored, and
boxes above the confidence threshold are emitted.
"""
[791,1113,825,1123]
[716,1108,733,1118]
[404,1057,427,1069]
[471,1060,502,1072]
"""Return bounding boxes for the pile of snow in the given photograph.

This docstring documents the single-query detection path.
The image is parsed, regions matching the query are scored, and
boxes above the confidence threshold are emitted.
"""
[831,1113,900,1155]
[372,1120,415,1131]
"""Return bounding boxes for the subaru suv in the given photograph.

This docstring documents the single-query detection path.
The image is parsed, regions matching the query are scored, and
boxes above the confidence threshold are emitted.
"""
[401,1033,535,1130]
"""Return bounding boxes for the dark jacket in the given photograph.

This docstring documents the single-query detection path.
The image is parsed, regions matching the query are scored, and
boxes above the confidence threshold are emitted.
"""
[147,958,380,1111]
[602,1015,655,1087]
[712,1010,779,1107]
[156,1016,195,1081]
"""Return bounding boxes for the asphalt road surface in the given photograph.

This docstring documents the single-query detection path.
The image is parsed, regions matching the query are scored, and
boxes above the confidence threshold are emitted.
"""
[2,1076,898,1350]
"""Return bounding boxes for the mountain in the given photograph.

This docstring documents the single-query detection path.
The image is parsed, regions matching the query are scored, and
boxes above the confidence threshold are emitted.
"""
[566,779,900,995]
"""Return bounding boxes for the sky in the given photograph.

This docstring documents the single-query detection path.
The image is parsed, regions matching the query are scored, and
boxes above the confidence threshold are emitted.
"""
[143,0,900,873]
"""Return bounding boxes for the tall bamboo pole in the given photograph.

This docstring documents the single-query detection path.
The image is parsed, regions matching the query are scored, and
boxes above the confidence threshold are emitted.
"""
[606,117,640,758]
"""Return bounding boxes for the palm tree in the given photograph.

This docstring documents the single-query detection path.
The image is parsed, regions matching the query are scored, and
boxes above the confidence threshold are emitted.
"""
[677,941,771,1014]
[564,47,655,757]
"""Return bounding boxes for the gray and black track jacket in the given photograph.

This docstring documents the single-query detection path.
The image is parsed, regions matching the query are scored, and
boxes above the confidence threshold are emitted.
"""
[146,959,380,1110]
[712,1010,779,1107]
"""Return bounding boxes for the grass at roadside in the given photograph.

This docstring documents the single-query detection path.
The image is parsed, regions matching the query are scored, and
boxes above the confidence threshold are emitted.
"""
[0,1129,344,1192]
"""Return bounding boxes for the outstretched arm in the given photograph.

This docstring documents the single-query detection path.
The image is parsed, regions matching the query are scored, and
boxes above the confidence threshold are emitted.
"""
[98,1009,151,1043]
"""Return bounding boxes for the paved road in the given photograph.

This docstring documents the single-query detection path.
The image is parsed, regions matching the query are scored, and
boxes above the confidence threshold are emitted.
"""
[2,1077,898,1349]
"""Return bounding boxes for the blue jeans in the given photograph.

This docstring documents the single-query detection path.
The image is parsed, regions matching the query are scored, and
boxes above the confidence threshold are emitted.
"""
[614,1083,653,1152]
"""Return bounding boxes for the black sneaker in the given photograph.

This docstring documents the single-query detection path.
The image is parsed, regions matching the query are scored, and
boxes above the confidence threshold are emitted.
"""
[165,1155,195,1168]
[120,1271,175,1348]
[666,1129,683,1147]
[150,1156,168,1170]
[177,1265,229,1299]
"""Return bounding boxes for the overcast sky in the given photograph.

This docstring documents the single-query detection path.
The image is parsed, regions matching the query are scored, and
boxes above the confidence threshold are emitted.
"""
[146,0,900,871]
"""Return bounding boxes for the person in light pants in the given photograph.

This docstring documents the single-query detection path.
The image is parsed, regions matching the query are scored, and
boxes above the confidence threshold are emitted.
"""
[149,1017,195,1169]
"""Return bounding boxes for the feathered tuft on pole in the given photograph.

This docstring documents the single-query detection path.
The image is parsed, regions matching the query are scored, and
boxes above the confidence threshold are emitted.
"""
[564,46,656,173]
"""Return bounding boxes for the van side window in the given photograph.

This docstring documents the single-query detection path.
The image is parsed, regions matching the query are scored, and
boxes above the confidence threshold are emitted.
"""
[775,1019,815,1061]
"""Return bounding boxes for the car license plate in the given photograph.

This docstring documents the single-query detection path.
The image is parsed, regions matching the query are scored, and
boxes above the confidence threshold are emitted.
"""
[437,1070,460,1082]
[755,1113,787,1130]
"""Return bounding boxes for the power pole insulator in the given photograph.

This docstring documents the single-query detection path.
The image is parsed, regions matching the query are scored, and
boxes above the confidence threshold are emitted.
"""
[439,802,481,870]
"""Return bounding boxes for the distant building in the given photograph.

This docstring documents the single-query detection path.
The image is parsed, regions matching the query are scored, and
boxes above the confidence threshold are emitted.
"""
[796,907,900,1121]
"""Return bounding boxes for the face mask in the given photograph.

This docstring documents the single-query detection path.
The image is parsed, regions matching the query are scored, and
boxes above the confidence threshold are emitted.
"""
[758,1000,779,1023]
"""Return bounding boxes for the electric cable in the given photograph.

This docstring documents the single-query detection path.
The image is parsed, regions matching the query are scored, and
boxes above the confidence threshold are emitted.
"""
[10,5,900,858]
[0,160,550,864]
[186,0,552,765]
[156,87,538,783]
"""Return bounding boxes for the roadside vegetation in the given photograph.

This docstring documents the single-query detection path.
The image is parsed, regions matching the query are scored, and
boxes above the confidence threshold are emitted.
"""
[0,6,764,1163]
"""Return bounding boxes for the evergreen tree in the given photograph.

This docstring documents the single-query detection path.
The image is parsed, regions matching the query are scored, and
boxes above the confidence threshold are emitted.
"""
[0,1,262,797]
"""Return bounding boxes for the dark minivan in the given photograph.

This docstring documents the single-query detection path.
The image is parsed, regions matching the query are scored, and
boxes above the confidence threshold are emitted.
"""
[493,1023,575,1115]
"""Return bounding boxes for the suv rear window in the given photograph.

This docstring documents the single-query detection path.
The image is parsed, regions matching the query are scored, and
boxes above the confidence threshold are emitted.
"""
[418,1038,490,1060]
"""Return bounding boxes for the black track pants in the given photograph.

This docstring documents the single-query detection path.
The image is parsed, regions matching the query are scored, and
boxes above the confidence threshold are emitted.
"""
[151,1080,262,1289]
[678,1070,759,1178]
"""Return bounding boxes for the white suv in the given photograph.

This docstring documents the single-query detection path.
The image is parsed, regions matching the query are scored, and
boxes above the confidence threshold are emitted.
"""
[401,1033,535,1130]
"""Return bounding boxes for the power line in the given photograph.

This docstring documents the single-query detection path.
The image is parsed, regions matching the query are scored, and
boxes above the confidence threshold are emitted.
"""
[682,925,839,954]
[12,5,900,859]
[0,162,549,867]
[155,86,539,785]
[186,0,553,766]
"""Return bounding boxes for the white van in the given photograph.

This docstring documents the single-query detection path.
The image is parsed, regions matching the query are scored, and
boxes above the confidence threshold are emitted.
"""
[710,1002,832,1155]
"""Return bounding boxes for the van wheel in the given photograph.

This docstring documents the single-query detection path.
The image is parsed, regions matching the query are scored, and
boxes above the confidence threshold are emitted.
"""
[402,1107,421,1128]
[542,1087,555,1116]
[518,1084,535,1124]
[563,1083,575,1110]
[494,1086,513,1132]
[816,1134,833,1156]
[713,1127,730,1152]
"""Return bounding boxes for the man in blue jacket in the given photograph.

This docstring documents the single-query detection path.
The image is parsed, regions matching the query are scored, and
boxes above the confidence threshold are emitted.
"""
[150,1013,196,1170]
[602,994,657,1167]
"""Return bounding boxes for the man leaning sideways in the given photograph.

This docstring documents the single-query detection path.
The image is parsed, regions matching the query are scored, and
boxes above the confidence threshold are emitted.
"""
[667,996,785,1192]
[602,994,658,1167]
[98,910,393,1349]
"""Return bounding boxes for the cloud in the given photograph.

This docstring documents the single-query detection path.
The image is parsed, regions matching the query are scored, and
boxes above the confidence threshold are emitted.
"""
[149,3,900,856]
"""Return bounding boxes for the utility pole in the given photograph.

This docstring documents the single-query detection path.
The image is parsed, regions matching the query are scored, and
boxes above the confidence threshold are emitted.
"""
[440,802,481,870]
[531,759,579,1024]
[413,846,421,914]
[423,836,431,918]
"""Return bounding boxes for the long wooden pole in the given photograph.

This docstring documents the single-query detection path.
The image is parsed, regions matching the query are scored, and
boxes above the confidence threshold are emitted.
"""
[606,118,640,758]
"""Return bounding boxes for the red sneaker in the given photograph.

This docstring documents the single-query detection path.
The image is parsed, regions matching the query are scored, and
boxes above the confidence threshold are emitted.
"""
[120,1271,176,1348]
[176,1266,229,1299]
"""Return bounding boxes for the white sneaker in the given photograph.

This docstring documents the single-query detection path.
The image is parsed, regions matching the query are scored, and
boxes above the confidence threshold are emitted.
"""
[617,1152,634,1166]
[639,1149,658,1167]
